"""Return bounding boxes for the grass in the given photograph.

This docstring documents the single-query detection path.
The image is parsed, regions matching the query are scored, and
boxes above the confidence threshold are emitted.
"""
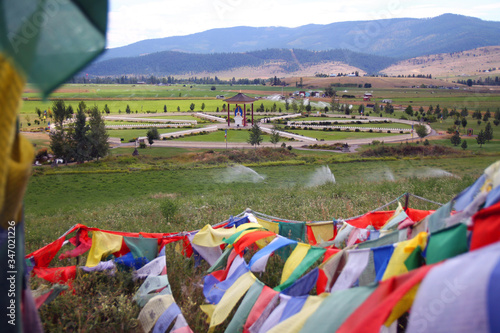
[171,129,272,142]
[286,129,401,140]
[20,82,500,331]
[106,128,196,141]
[24,149,500,332]
[430,138,500,153]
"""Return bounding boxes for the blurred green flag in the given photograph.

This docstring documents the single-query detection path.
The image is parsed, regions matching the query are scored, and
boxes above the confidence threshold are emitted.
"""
[0,0,108,96]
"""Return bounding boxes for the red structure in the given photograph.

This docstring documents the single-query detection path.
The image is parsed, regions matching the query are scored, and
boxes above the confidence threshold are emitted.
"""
[223,93,257,127]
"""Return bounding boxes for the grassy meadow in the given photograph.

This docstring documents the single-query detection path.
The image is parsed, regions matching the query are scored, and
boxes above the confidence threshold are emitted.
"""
[20,82,500,331]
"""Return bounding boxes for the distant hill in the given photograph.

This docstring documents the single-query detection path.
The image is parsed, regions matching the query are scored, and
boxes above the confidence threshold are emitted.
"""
[98,14,500,62]
[85,48,395,77]
[381,46,500,78]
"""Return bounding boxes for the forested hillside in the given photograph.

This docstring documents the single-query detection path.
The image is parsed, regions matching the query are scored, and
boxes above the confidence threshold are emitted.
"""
[86,48,395,76]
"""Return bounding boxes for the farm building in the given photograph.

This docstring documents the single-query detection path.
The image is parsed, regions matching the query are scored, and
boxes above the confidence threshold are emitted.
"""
[363,92,373,101]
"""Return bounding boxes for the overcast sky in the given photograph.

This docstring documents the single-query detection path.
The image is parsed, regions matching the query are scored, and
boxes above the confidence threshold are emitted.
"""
[107,0,500,48]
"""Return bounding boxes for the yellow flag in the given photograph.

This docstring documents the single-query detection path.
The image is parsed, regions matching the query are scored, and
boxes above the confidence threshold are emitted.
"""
[85,231,123,267]
[208,272,256,332]
[281,243,310,284]
[382,232,427,280]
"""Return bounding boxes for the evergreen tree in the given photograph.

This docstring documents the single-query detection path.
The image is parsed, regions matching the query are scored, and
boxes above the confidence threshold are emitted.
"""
[67,105,74,117]
[52,99,66,128]
[35,107,42,118]
[163,105,167,113]
[450,131,461,146]
[126,104,131,114]
[103,104,110,114]
[442,107,449,119]
[77,101,87,115]
[476,130,486,148]
[72,108,90,163]
[461,118,468,133]
[88,106,109,160]
[373,103,380,114]
[461,108,468,118]
[201,103,205,112]
[495,109,500,121]
[405,105,413,117]
[305,101,311,112]
[461,140,467,150]
[189,103,195,111]
[247,123,263,148]
[485,122,493,142]
[177,106,180,112]
[270,127,281,147]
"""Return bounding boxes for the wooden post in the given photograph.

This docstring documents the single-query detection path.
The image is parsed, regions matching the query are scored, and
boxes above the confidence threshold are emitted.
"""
[251,103,254,125]
[243,104,247,127]
[227,103,230,127]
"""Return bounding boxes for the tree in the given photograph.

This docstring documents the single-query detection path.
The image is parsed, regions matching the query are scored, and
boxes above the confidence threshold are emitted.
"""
[461,140,467,150]
[67,105,74,117]
[450,131,461,146]
[484,122,493,142]
[247,123,263,148]
[103,104,110,114]
[373,103,380,114]
[461,118,467,133]
[460,108,468,118]
[494,119,500,127]
[126,104,131,114]
[147,127,160,147]
[177,106,180,112]
[35,107,42,118]
[291,100,298,112]
[476,130,486,148]
[285,100,290,111]
[88,106,109,160]
[189,103,195,111]
[72,108,90,163]
[201,103,205,112]
[405,105,413,117]
[52,100,66,128]
[210,86,216,91]
[305,101,311,112]
[270,127,281,147]
[415,124,428,139]
[358,104,365,115]
[77,101,86,115]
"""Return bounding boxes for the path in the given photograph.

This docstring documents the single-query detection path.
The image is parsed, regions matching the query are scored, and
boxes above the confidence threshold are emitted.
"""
[108,112,433,151]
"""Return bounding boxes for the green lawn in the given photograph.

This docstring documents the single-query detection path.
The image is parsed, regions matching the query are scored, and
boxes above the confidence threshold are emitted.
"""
[109,147,213,157]
[172,129,271,142]
[431,138,500,153]
[286,129,401,140]
[107,128,193,141]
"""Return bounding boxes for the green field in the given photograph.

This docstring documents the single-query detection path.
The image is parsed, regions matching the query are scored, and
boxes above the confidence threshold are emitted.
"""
[106,128,195,141]
[286,129,401,140]
[172,129,272,142]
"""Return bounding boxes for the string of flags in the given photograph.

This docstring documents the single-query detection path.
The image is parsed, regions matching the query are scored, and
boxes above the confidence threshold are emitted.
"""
[25,161,500,332]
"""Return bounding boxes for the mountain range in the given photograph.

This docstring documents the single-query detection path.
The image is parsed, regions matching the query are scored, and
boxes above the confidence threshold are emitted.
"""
[86,14,500,77]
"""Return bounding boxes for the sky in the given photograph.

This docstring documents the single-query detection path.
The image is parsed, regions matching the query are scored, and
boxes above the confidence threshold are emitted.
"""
[107,0,500,48]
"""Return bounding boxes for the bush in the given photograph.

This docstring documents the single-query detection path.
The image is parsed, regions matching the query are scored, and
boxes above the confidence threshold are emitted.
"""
[139,142,146,149]
[287,145,293,151]
[160,199,178,222]
[423,139,430,146]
